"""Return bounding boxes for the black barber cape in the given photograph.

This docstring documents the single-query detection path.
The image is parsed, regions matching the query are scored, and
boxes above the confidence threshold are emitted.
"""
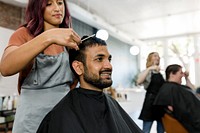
[153,82,200,133]
[37,87,142,133]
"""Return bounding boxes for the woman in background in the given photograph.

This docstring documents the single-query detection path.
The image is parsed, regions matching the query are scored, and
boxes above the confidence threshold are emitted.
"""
[154,64,198,133]
[137,52,165,133]
[0,0,81,132]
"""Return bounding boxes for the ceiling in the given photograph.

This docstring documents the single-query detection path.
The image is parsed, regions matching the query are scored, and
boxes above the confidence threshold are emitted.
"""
[1,0,200,45]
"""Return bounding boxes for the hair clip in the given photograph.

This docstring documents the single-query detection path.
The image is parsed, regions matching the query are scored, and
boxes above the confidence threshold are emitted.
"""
[81,34,96,42]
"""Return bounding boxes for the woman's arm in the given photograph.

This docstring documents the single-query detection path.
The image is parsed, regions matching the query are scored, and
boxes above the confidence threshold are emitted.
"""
[136,68,151,85]
[136,65,160,85]
[0,28,81,76]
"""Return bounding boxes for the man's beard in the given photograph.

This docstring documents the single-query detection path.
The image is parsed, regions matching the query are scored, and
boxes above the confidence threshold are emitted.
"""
[83,67,112,90]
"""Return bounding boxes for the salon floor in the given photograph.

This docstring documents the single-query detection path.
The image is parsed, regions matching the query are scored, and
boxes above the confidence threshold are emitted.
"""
[118,88,157,133]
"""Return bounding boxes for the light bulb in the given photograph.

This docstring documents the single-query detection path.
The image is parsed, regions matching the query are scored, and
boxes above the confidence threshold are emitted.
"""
[96,29,109,41]
[130,46,140,55]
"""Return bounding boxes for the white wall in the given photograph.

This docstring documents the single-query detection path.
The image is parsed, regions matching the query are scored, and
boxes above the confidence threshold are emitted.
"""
[0,27,18,96]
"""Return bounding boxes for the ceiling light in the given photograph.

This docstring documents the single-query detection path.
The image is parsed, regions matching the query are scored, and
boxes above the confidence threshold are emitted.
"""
[130,46,140,56]
[96,29,109,41]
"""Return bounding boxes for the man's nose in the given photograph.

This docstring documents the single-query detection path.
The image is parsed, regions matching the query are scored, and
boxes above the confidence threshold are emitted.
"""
[104,60,112,69]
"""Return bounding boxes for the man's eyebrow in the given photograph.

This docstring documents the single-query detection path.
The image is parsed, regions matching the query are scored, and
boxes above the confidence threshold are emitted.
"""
[95,54,105,57]
[95,54,112,59]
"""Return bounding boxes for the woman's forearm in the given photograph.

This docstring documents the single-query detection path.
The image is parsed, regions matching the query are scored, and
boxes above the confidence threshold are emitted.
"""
[0,33,51,76]
[137,68,150,85]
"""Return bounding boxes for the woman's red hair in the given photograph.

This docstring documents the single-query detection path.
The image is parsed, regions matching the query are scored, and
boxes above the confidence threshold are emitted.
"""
[23,0,70,36]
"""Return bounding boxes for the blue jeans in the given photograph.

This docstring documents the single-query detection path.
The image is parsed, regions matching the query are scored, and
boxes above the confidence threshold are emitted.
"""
[143,120,164,133]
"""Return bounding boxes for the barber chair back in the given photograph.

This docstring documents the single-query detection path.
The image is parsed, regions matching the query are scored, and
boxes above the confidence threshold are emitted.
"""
[162,113,188,133]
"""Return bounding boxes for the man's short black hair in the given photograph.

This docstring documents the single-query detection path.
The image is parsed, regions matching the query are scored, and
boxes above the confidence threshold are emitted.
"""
[69,35,107,78]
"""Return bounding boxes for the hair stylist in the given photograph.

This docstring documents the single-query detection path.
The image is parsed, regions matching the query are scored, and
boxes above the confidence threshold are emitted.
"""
[0,0,81,132]
[137,52,165,133]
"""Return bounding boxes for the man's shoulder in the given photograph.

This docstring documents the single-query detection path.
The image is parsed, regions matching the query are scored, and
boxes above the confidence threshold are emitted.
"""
[104,93,122,108]
[162,82,180,88]
[51,89,78,112]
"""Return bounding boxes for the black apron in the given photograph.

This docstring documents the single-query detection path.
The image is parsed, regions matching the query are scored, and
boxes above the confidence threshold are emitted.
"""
[139,72,165,121]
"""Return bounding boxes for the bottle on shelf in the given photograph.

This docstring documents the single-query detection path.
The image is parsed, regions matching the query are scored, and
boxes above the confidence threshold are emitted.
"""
[2,96,8,110]
[7,96,13,110]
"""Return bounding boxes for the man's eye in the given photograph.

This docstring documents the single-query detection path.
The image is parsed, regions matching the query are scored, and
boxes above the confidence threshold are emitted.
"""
[97,57,103,61]
[108,58,112,62]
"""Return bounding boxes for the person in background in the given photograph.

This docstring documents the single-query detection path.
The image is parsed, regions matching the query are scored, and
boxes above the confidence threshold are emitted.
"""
[154,64,200,133]
[0,0,81,132]
[137,52,165,133]
[36,36,143,133]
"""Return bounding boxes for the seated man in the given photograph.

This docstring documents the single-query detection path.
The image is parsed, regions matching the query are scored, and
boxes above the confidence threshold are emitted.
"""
[37,36,143,133]
[154,64,200,133]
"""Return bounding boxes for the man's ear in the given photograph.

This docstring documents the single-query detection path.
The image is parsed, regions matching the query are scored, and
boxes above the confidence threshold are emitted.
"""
[72,61,83,75]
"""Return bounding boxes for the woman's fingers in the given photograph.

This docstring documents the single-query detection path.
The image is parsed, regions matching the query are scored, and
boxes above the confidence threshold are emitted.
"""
[47,28,81,49]
[68,29,81,44]
[68,30,81,50]
[68,41,79,50]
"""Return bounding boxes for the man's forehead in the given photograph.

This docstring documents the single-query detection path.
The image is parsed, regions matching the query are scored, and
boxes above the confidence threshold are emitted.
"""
[85,45,109,54]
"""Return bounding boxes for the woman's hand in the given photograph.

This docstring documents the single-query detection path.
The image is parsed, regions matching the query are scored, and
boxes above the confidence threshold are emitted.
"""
[184,71,189,78]
[45,28,81,50]
[168,106,173,112]
[149,65,160,72]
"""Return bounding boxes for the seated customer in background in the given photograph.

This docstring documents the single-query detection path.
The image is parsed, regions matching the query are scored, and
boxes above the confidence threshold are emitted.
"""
[37,36,143,133]
[154,64,200,133]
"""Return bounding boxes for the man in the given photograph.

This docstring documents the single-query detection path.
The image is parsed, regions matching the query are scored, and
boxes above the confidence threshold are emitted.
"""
[37,36,143,133]
[154,64,200,133]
